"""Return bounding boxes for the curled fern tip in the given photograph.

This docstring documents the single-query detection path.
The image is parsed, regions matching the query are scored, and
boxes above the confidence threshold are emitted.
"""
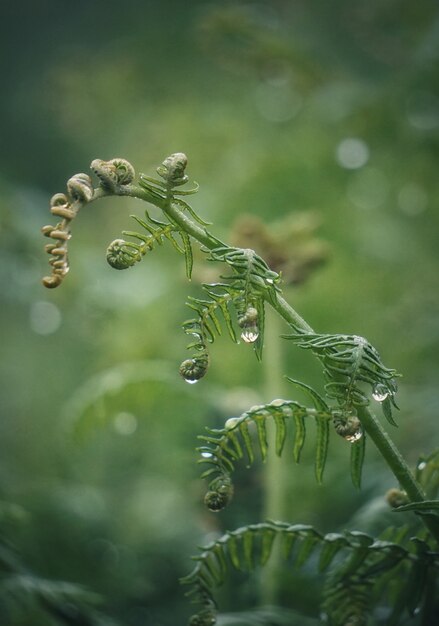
[179,358,208,384]
[106,239,141,270]
[157,152,189,186]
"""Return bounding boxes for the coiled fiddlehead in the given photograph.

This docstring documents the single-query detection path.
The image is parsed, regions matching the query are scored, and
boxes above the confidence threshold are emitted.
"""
[41,187,87,288]
[106,209,184,271]
[180,284,238,383]
[181,522,439,626]
[90,158,135,190]
[106,154,207,279]
[42,158,135,288]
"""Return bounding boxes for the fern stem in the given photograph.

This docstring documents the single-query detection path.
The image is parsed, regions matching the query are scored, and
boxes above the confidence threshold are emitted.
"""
[102,183,439,544]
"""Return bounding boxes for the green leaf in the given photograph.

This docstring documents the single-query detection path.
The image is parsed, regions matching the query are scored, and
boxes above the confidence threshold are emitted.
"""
[243,531,254,571]
[212,544,227,577]
[260,529,276,566]
[293,413,306,463]
[382,396,398,427]
[281,531,298,560]
[315,416,329,484]
[180,232,193,279]
[286,377,329,412]
[350,433,366,489]
[393,500,439,513]
[227,534,241,570]
[253,414,268,461]
[228,430,244,460]
[218,300,237,342]
[239,421,255,467]
[319,534,346,572]
[406,559,429,616]
[296,532,319,567]
[204,553,223,585]
[272,412,287,456]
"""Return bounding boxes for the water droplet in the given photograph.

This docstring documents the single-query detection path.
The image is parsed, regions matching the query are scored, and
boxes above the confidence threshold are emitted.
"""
[271,399,285,407]
[201,452,213,459]
[344,430,363,443]
[266,278,274,285]
[225,417,239,430]
[241,329,259,343]
[372,384,389,402]
[184,378,198,385]
[417,461,427,471]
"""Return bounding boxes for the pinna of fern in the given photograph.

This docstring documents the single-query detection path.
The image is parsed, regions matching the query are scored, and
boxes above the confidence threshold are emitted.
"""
[181,521,439,626]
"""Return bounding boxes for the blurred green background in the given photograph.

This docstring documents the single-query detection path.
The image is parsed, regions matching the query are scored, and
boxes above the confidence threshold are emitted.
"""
[1,1,439,624]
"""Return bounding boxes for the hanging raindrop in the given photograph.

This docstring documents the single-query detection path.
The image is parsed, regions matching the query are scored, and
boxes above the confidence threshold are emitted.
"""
[241,328,259,343]
[238,306,259,344]
[225,417,240,430]
[344,429,363,443]
[333,412,362,443]
[372,383,389,402]
[238,306,259,343]
[185,378,198,385]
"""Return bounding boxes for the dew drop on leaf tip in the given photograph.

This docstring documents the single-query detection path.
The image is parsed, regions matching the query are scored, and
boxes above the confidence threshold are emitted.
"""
[372,383,389,402]
[241,330,259,343]
[344,430,363,443]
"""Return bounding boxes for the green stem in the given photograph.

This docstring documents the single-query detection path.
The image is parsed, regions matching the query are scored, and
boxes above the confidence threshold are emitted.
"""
[101,183,439,544]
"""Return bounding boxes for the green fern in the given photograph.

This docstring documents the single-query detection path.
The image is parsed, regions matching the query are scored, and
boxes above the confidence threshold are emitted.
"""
[284,333,400,425]
[181,522,439,626]
[198,389,367,511]
[40,152,439,626]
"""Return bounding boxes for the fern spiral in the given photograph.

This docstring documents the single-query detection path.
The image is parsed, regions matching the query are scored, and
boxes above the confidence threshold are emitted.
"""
[106,238,142,270]
[90,158,135,190]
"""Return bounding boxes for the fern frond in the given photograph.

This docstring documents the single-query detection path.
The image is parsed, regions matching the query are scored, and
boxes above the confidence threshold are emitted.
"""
[198,399,338,509]
[180,284,241,383]
[284,333,400,425]
[182,522,439,626]
[105,208,197,274]
[205,246,281,359]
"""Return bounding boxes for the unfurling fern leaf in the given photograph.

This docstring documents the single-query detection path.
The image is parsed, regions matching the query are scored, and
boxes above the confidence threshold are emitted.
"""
[197,378,370,505]
[182,522,439,626]
[198,399,335,508]
[284,333,400,425]
[207,246,280,360]
[106,209,195,276]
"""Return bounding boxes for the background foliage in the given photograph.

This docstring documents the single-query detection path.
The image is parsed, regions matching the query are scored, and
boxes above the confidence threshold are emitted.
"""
[1,1,438,624]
